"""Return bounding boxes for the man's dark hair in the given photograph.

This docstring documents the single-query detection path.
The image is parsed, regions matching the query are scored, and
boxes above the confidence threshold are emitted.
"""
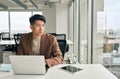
[29,14,46,25]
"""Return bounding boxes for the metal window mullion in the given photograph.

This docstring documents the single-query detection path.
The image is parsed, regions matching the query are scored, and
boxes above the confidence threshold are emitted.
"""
[8,11,11,39]
[78,0,80,63]
[87,0,94,64]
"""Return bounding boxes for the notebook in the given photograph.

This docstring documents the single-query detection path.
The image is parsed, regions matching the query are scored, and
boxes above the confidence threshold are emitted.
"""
[9,55,46,75]
[0,64,12,72]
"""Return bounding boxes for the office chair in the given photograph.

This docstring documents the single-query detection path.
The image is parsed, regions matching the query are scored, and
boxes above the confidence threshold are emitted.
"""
[57,40,68,57]
[1,32,11,40]
[1,32,15,51]
[0,33,2,41]
[49,33,66,40]
[49,33,69,57]
[14,33,24,53]
[55,34,66,40]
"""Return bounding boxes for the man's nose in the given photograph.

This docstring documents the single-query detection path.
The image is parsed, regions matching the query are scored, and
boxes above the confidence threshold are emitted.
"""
[39,26,42,29]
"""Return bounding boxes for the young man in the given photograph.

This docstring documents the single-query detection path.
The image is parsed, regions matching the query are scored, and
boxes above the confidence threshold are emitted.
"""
[17,14,63,67]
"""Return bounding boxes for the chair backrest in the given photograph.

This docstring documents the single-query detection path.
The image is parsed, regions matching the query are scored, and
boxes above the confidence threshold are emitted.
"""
[57,40,68,57]
[14,33,24,53]
[50,33,69,57]
[49,33,66,40]
[0,33,2,40]
[55,34,66,40]
[49,33,69,57]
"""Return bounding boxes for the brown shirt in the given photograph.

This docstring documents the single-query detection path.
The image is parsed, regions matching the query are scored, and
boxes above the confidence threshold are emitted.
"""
[17,32,63,67]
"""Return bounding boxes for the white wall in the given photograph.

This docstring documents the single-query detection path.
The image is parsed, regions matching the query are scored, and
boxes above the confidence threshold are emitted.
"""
[56,2,68,37]
[42,5,56,33]
[42,2,69,38]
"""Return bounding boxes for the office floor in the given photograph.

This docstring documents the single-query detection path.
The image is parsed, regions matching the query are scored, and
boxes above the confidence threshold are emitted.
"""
[106,66,120,79]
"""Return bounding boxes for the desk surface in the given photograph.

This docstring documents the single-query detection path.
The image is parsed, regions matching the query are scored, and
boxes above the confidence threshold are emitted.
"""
[0,40,73,45]
[0,64,118,79]
[0,40,15,45]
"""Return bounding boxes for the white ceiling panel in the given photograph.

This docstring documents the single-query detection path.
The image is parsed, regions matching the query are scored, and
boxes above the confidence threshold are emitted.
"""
[0,0,20,8]
[0,0,69,10]
[49,0,60,2]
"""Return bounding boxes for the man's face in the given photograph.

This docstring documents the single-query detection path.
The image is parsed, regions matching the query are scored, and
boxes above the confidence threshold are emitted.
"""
[30,20,45,36]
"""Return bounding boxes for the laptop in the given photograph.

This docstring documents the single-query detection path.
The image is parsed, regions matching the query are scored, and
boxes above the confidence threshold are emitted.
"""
[9,55,46,75]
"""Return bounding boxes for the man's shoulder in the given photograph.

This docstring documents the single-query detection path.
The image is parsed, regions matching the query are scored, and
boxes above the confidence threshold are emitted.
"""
[42,33,56,42]
[43,33,55,38]
[20,32,32,39]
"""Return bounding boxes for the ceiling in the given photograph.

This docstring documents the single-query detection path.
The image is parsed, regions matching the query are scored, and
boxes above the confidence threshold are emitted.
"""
[0,0,62,11]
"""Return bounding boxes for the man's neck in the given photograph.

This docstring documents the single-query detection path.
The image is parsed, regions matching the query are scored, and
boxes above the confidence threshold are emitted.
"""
[33,34,42,40]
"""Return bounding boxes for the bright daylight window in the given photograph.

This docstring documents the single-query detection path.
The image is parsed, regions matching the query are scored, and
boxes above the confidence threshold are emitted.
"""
[97,0,120,36]
[0,11,42,34]
[0,12,9,32]
[96,0,120,59]
[10,12,31,33]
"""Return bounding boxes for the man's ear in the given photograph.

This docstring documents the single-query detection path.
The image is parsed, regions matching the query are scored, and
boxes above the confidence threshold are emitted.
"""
[30,25,32,30]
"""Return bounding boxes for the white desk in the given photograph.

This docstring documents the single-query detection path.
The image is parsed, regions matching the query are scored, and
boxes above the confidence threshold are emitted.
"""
[0,40,72,45]
[0,40,15,52]
[0,64,118,79]
[0,40,15,45]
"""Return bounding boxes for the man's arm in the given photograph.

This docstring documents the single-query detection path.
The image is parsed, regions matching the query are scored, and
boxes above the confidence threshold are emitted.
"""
[45,37,63,67]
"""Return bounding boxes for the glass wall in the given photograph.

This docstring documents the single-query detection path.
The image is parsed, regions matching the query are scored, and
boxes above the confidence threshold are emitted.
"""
[79,0,89,63]
[68,0,89,63]
[68,0,79,63]
[96,0,120,67]
[68,2,74,42]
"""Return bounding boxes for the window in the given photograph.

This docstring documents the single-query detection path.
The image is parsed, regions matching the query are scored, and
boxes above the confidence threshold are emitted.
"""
[0,11,42,34]
[0,12,9,32]
[96,0,120,65]
[33,12,42,15]
[10,12,31,33]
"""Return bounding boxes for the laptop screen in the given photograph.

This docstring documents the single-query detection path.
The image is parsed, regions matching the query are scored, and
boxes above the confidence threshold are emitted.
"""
[9,55,46,75]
